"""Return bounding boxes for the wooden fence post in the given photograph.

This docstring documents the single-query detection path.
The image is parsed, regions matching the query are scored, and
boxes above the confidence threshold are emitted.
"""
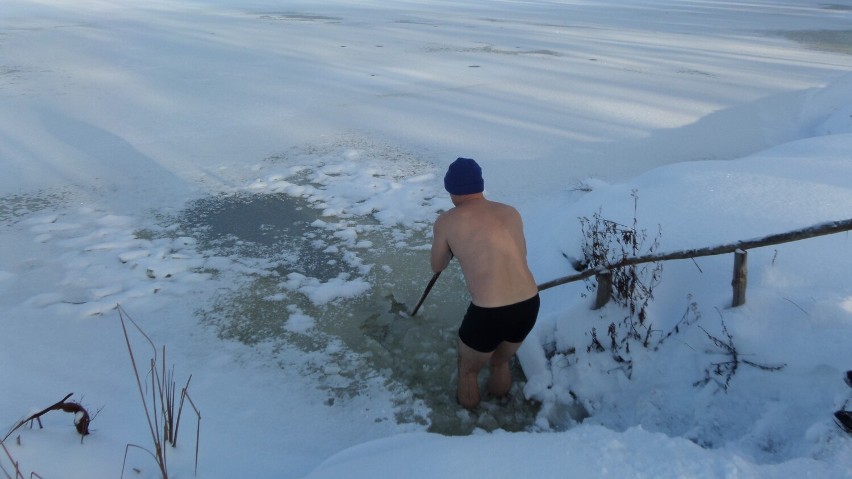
[594,270,612,309]
[731,249,747,307]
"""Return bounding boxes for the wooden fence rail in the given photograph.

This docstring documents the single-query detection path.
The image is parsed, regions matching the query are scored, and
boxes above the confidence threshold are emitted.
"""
[537,218,852,308]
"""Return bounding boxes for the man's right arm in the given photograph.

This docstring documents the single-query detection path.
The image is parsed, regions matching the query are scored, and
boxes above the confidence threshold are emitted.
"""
[430,214,453,273]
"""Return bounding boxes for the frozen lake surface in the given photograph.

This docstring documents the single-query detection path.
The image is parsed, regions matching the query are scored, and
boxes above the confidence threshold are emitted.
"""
[2,1,852,477]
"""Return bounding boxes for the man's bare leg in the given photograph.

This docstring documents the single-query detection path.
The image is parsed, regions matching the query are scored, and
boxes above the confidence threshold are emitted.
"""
[457,338,491,409]
[487,341,522,398]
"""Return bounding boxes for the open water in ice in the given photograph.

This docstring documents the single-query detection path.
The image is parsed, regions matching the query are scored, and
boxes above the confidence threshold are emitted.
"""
[175,192,541,435]
[777,29,852,55]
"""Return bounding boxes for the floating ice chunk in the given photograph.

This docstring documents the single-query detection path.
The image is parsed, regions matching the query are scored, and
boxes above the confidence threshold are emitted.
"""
[29,222,81,234]
[23,214,59,225]
[283,272,371,305]
[118,250,151,263]
[60,282,91,304]
[247,178,267,190]
[322,374,350,389]
[179,272,212,283]
[141,257,205,280]
[405,173,435,184]
[90,284,124,300]
[285,312,316,333]
[96,214,133,227]
[123,283,163,299]
[57,228,132,249]
[82,300,119,317]
[333,228,358,245]
[173,236,198,248]
[27,292,63,308]
[203,256,234,270]
[283,272,309,288]
[85,239,145,252]
[842,296,852,313]
[322,207,346,217]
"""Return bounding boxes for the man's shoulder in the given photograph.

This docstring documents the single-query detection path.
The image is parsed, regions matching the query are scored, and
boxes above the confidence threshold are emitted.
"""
[434,208,458,230]
[489,200,521,217]
[436,207,457,220]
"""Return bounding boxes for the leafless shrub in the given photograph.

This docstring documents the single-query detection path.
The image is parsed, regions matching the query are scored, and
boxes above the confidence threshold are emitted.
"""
[653,295,701,351]
[579,190,662,378]
[693,318,786,392]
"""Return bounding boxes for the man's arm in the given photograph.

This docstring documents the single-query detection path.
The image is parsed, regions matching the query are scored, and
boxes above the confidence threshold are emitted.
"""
[431,214,453,273]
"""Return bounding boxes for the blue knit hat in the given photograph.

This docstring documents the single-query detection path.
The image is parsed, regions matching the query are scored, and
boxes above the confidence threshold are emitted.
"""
[444,157,484,195]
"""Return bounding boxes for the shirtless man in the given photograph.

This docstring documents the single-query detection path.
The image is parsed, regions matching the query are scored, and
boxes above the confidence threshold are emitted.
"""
[430,157,540,410]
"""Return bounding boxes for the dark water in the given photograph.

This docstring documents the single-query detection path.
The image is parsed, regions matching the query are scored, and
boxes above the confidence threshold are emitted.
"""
[175,192,541,434]
[777,29,852,55]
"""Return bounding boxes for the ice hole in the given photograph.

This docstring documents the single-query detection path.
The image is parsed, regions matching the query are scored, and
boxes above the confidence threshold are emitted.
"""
[176,192,542,434]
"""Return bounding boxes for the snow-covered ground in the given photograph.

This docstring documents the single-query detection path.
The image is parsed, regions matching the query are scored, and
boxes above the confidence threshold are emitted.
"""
[2,0,852,477]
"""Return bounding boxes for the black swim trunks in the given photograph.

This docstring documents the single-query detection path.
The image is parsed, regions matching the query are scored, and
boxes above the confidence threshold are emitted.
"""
[458,294,540,353]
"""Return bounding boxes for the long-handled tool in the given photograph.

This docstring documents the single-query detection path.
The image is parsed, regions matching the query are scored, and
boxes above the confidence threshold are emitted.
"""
[410,271,441,317]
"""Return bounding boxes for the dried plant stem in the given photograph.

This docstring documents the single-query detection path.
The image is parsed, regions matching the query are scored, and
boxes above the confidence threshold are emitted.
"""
[118,304,201,478]
[0,438,22,479]
[118,305,169,479]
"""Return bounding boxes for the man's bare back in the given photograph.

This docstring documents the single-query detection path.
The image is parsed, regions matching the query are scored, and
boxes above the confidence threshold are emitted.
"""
[431,194,538,307]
